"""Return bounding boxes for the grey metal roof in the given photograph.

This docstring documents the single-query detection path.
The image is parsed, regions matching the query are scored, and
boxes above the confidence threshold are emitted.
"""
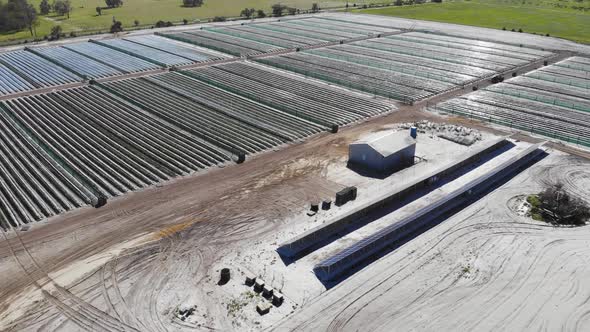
[352,131,416,157]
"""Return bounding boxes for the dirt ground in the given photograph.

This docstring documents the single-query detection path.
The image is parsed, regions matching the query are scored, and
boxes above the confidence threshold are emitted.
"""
[2,13,590,332]
[1,98,588,331]
[272,150,590,332]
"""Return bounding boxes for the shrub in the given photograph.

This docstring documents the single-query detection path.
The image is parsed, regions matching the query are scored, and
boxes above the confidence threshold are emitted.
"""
[535,183,590,225]
[49,25,62,40]
[110,20,123,33]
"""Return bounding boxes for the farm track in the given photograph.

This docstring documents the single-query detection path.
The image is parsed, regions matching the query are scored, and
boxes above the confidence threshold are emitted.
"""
[2,230,139,332]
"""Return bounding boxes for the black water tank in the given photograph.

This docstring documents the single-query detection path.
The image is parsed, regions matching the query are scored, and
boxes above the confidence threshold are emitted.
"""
[94,196,108,208]
[220,268,230,284]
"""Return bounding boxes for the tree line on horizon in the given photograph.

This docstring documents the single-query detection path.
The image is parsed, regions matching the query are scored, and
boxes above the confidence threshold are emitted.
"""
[1,0,322,42]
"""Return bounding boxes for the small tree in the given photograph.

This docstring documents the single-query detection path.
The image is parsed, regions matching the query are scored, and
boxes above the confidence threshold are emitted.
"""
[183,18,188,25]
[257,9,266,18]
[182,0,203,7]
[49,25,62,40]
[105,0,123,8]
[240,8,255,19]
[155,20,166,28]
[110,20,123,33]
[134,19,139,26]
[271,3,287,17]
[535,183,590,225]
[22,3,39,36]
[287,7,297,15]
[311,3,319,12]
[53,0,72,18]
[96,6,102,15]
[40,0,51,15]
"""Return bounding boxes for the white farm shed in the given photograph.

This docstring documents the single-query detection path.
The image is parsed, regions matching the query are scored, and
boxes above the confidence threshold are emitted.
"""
[349,131,416,173]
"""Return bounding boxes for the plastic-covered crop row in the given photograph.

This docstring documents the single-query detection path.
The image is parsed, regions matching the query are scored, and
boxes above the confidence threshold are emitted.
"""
[146,72,326,140]
[351,39,508,72]
[433,61,590,147]
[401,32,553,59]
[229,25,326,46]
[527,70,590,89]
[485,83,590,114]
[508,76,589,101]
[30,46,122,79]
[283,51,457,93]
[0,50,80,89]
[56,87,230,171]
[464,91,590,126]
[392,34,541,61]
[539,64,590,80]
[0,104,96,229]
[0,63,35,96]
[124,35,228,62]
[161,32,263,57]
[258,52,453,102]
[555,58,590,72]
[570,56,590,66]
[103,77,285,154]
[435,98,590,147]
[282,20,366,39]
[183,65,370,126]
[252,23,344,42]
[305,47,475,85]
[332,44,495,78]
[2,91,189,196]
[381,37,528,67]
[0,85,232,227]
[187,30,282,54]
[307,17,400,35]
[208,27,305,49]
[64,42,161,73]
[94,39,193,67]
[215,62,393,117]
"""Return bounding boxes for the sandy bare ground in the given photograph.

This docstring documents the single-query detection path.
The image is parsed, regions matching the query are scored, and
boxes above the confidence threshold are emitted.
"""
[272,152,590,332]
[0,107,427,331]
[2,13,590,332]
[1,102,589,331]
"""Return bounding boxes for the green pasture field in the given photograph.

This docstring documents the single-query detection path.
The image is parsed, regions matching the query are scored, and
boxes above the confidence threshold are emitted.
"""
[357,0,590,44]
[0,0,381,43]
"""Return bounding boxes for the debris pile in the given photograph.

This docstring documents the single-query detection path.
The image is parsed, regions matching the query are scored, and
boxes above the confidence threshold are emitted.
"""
[397,121,483,146]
